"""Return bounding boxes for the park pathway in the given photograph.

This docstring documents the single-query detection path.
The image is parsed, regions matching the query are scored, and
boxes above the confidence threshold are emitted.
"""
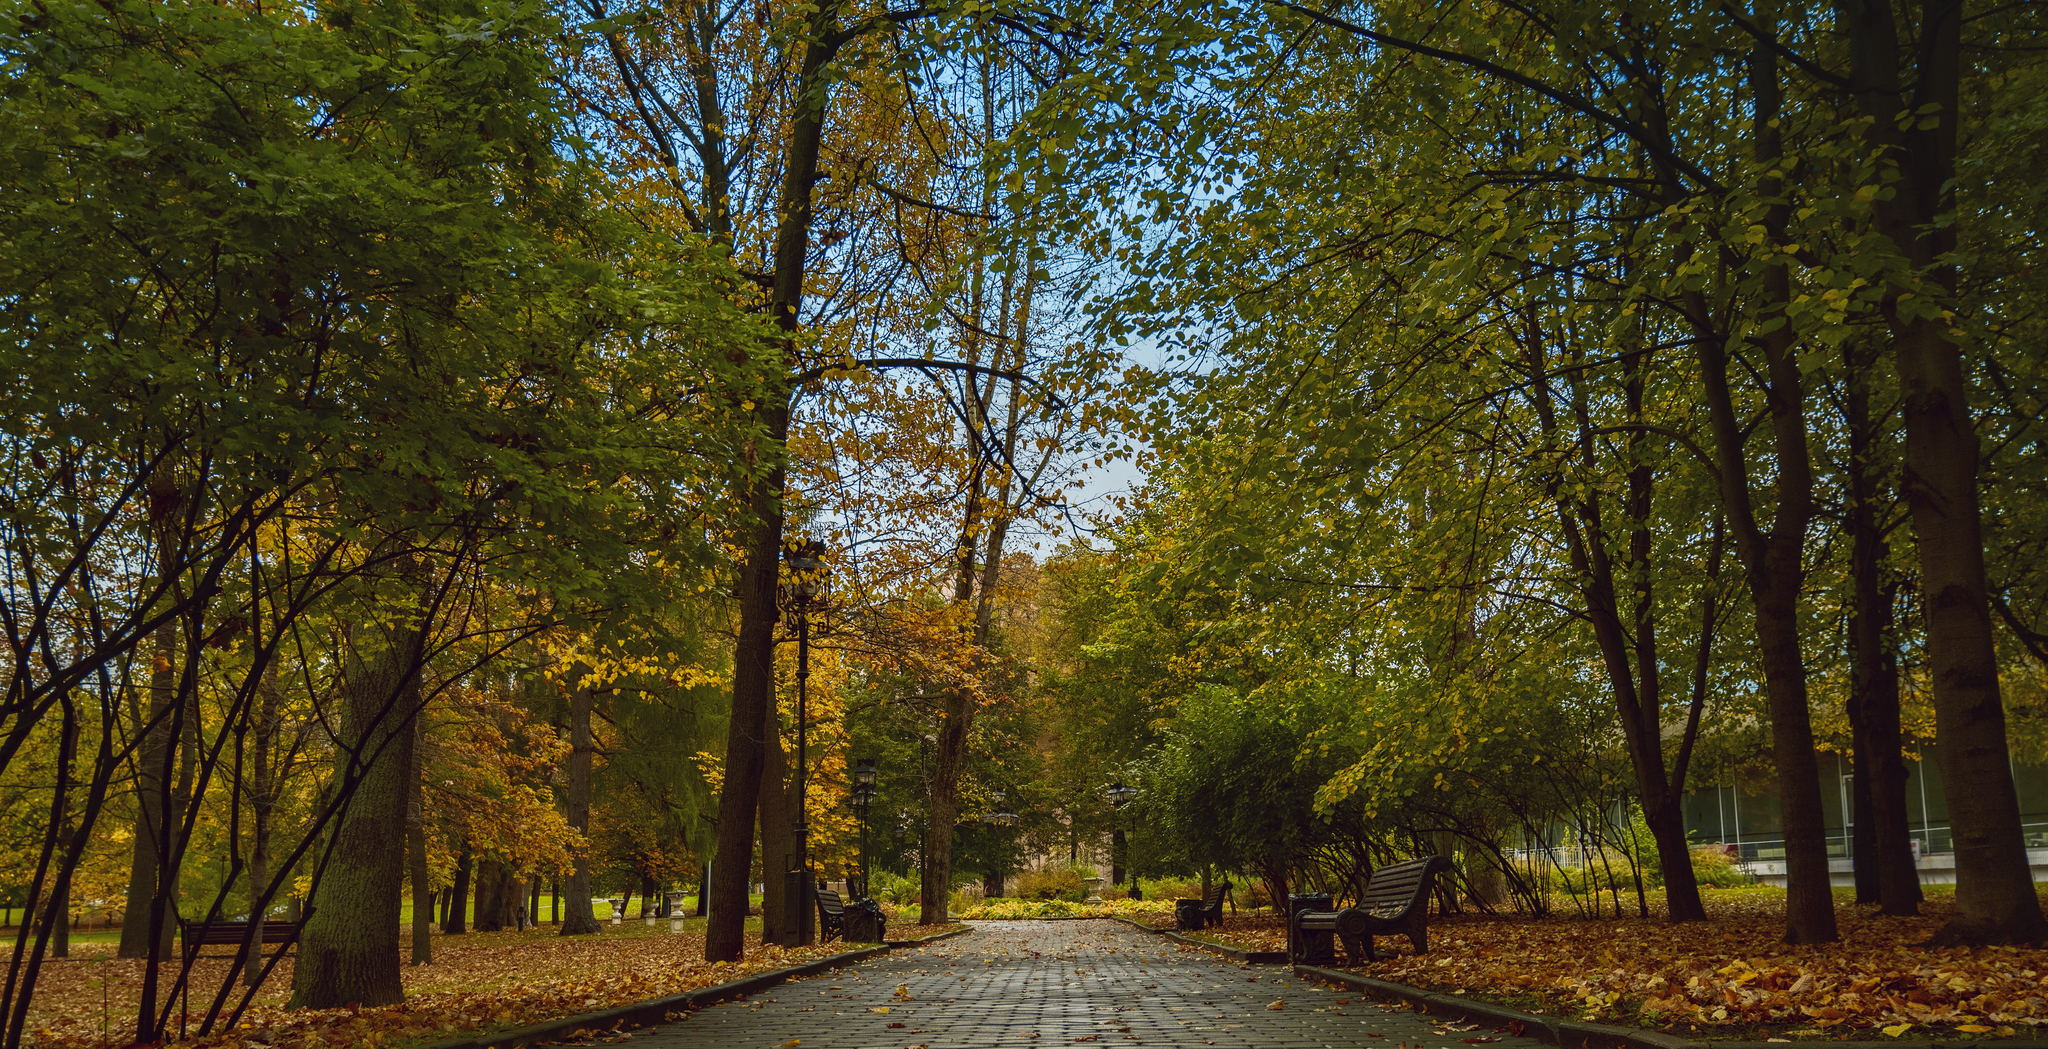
[633,920,1553,1049]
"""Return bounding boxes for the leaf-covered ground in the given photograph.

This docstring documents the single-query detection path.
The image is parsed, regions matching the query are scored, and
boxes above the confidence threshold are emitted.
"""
[1171,887,2048,1040]
[21,921,931,1049]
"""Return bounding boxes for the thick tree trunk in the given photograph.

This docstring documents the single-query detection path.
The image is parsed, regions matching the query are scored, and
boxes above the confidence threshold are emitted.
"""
[503,876,527,931]
[444,844,470,934]
[705,0,839,950]
[560,677,602,936]
[1841,0,2046,946]
[288,608,424,1008]
[472,860,504,933]
[920,689,970,925]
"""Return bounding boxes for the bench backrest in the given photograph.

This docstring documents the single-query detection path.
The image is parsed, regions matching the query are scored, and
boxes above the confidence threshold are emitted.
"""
[1201,881,1230,907]
[1360,856,1447,918]
[815,888,845,916]
[183,920,300,946]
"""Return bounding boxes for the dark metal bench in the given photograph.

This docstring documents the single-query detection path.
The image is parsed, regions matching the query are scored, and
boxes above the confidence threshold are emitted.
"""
[1290,856,1448,965]
[1176,880,1233,931]
[815,887,846,943]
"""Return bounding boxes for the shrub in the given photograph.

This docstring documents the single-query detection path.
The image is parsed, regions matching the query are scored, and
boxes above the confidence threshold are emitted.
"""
[869,870,919,905]
[1138,876,1205,901]
[1691,847,1750,888]
[1015,866,1092,902]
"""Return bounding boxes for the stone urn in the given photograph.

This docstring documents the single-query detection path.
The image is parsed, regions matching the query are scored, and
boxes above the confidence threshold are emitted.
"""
[1083,877,1104,904]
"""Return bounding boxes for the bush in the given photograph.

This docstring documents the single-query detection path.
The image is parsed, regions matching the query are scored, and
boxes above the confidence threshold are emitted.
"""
[869,870,919,906]
[1691,847,1750,888]
[1015,866,1093,902]
[1137,876,1205,901]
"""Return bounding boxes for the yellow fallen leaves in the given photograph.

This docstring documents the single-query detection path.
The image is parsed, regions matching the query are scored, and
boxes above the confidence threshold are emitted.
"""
[871,1006,891,1014]
[1267,1000,1285,1010]
[23,926,848,1049]
[1201,888,2048,1036]
[780,1040,802,1047]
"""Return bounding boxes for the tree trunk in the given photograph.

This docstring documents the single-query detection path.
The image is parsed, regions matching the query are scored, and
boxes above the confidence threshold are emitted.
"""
[444,844,470,934]
[503,875,527,931]
[529,878,541,927]
[288,601,424,1008]
[472,860,504,933]
[920,689,970,926]
[1525,330,1711,922]
[560,676,602,935]
[408,717,433,965]
[1841,0,2047,947]
[1681,35,1837,944]
[118,614,181,961]
[758,700,794,945]
[44,880,68,960]
[245,669,280,985]
[1845,339,1923,915]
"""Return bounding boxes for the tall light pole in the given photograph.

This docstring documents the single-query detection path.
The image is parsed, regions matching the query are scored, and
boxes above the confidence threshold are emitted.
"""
[1107,782,1137,893]
[784,540,828,945]
[850,758,878,898]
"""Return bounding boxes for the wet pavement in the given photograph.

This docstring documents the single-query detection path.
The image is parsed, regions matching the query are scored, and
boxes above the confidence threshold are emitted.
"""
[633,920,1554,1049]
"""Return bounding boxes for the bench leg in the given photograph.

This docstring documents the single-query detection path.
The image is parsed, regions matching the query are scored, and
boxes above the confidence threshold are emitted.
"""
[1336,933,1367,967]
[1408,916,1429,956]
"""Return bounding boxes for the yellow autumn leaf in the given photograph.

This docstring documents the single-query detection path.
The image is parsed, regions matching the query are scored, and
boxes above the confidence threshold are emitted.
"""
[872,1006,891,1014]
[1956,1025,1993,1033]
[781,1041,802,1048]
[1881,1025,1914,1037]
[1268,1000,1285,1010]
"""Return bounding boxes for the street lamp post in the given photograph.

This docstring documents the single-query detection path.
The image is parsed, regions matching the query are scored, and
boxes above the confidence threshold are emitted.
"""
[983,791,1019,897]
[850,758,878,898]
[1107,782,1137,895]
[784,540,828,945]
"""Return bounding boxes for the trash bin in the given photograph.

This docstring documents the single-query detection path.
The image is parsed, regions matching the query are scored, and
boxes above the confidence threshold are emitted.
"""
[1287,892,1335,964]
[845,897,888,943]
[1174,898,1206,932]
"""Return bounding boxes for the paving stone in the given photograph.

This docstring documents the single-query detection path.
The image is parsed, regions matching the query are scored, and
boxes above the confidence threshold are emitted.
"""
[632,920,1554,1049]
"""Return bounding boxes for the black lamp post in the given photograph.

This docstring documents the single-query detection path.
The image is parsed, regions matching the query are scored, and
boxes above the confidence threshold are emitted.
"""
[850,758,877,898]
[981,790,1019,899]
[1107,782,1137,893]
[783,540,828,945]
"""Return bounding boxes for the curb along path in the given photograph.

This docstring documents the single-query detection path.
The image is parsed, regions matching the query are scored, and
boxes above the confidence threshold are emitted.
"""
[633,920,1554,1049]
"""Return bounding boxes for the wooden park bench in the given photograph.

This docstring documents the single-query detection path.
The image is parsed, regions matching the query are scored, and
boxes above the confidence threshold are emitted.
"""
[179,917,302,962]
[814,887,846,943]
[1289,856,1449,965]
[177,916,304,1036]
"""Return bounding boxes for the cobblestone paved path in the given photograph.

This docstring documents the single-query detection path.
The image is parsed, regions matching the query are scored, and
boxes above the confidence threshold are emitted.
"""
[632,920,1554,1049]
